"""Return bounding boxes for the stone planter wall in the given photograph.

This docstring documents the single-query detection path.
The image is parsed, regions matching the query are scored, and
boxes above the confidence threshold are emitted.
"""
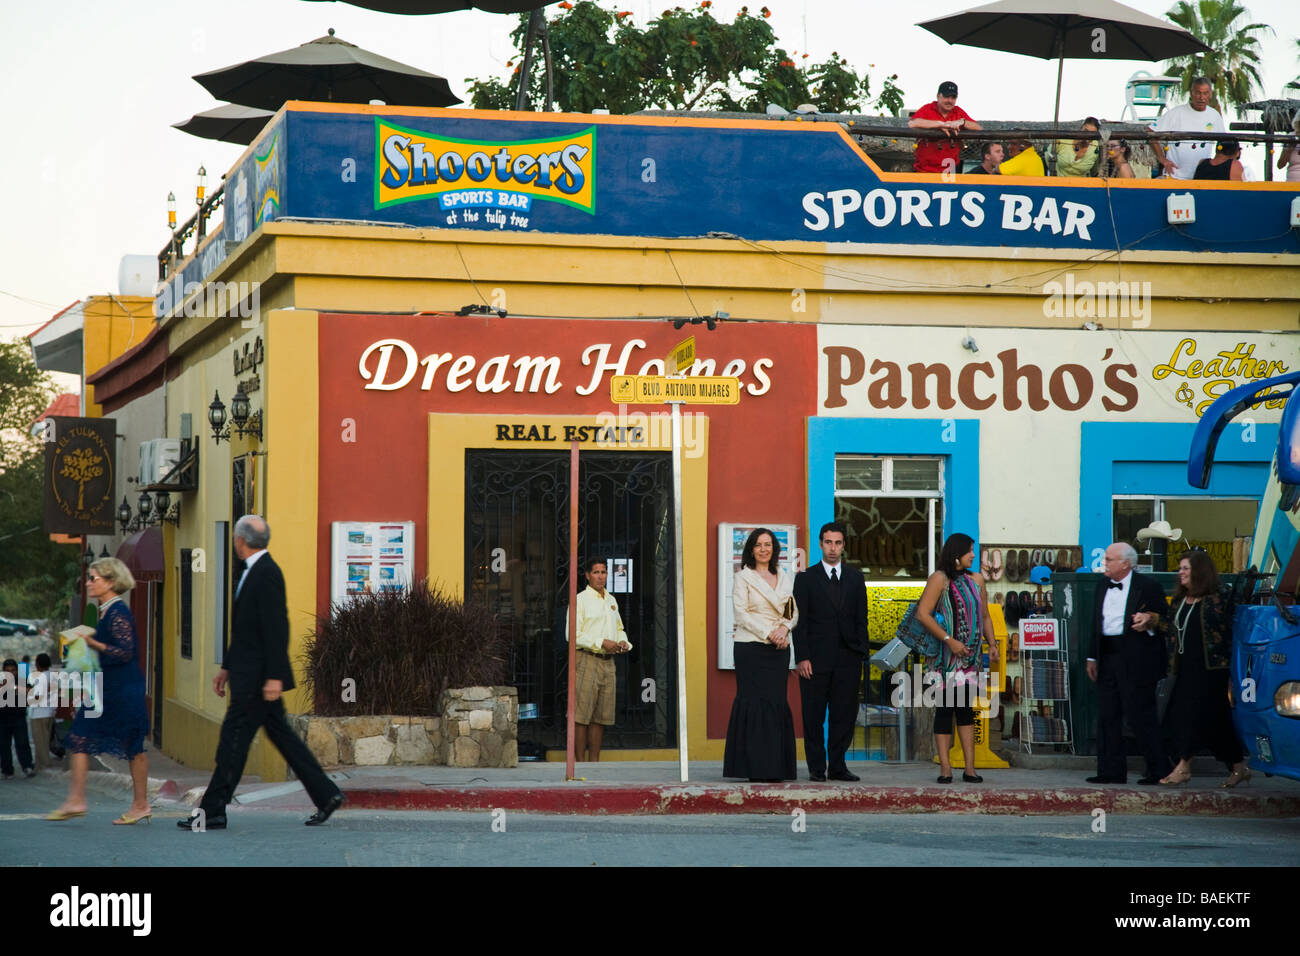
[291,685,517,769]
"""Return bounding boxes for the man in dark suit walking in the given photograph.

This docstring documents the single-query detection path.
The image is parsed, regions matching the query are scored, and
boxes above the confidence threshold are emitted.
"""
[792,521,868,782]
[179,515,344,830]
[1085,542,1170,785]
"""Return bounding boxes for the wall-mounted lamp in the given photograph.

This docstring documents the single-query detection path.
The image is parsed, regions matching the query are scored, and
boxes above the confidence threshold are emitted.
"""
[196,165,207,207]
[167,191,177,231]
[98,545,110,559]
[83,545,95,567]
[209,387,262,443]
[117,496,133,532]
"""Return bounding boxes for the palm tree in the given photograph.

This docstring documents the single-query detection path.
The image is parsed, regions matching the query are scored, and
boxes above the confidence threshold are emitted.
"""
[1289,38,1299,91]
[1163,0,1272,117]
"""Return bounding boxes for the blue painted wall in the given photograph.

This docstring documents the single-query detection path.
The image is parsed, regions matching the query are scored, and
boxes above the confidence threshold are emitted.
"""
[806,417,980,565]
[1079,421,1276,569]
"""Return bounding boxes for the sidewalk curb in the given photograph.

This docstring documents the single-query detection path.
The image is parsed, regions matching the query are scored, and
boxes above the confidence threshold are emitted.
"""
[329,783,1300,816]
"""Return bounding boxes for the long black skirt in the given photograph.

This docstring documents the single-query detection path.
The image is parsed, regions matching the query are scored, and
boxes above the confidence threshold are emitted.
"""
[1163,611,1243,768]
[723,641,797,781]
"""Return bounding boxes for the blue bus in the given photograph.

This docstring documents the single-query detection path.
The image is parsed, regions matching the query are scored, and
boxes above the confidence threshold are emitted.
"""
[1187,370,1300,781]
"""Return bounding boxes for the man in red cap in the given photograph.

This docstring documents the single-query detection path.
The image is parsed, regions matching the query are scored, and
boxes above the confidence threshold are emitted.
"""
[908,81,982,174]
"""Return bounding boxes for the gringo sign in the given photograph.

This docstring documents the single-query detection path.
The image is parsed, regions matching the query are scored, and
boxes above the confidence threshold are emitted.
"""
[375,120,596,223]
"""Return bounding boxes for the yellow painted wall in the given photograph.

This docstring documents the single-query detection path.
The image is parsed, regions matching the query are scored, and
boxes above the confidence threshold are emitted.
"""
[426,413,719,758]
[264,223,1299,333]
[81,295,154,417]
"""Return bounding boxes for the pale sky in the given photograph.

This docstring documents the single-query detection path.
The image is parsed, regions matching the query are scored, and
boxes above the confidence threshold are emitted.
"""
[2,0,1297,346]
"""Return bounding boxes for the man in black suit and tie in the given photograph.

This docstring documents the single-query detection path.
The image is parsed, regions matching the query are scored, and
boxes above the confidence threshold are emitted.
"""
[792,521,868,782]
[1085,542,1170,785]
[179,515,344,830]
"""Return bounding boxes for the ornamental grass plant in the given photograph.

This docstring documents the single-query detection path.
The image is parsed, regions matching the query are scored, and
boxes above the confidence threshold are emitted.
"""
[303,581,508,716]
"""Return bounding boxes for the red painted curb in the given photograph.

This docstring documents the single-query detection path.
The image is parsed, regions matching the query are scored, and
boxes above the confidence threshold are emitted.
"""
[334,784,1300,816]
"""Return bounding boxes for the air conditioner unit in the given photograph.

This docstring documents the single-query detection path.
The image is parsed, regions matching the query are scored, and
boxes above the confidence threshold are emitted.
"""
[139,438,182,485]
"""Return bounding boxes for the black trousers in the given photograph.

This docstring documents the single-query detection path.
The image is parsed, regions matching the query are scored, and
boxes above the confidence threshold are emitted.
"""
[1096,651,1168,782]
[200,690,340,815]
[798,644,863,775]
[0,716,33,775]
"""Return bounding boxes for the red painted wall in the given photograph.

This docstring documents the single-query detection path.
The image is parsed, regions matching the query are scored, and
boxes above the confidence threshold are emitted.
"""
[316,313,818,741]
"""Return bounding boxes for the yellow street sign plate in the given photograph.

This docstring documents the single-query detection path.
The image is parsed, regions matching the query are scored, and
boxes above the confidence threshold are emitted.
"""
[667,336,696,374]
[610,375,741,405]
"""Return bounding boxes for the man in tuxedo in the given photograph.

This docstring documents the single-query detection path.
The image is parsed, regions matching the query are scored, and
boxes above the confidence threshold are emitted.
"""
[792,522,868,782]
[1085,542,1170,785]
[179,515,344,830]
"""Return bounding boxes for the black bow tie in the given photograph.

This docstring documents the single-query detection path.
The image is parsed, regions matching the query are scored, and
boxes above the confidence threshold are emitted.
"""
[1107,581,1123,590]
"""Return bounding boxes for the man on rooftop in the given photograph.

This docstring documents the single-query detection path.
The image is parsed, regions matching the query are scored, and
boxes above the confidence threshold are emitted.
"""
[1148,77,1225,179]
[908,81,983,174]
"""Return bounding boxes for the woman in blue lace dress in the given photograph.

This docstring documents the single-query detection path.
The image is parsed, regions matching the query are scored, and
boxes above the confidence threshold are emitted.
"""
[47,558,152,824]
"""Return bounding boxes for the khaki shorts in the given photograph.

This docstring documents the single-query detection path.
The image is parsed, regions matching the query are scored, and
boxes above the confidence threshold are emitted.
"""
[575,650,617,726]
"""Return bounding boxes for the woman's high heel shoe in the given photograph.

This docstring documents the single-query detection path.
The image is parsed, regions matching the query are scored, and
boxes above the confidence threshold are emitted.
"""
[113,810,153,825]
[1221,767,1252,789]
[1159,767,1192,786]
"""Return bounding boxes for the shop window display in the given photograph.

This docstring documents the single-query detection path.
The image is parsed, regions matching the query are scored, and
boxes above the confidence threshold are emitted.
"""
[1114,496,1258,573]
[834,455,945,760]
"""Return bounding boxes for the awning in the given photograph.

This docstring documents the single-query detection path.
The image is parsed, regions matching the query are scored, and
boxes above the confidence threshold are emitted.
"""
[116,527,165,583]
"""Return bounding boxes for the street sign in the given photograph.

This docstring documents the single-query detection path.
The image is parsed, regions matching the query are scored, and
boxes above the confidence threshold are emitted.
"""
[667,336,695,374]
[609,375,741,405]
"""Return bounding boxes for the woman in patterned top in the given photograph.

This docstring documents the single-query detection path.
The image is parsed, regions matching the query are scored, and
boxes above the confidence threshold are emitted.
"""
[47,558,152,824]
[1159,550,1249,787]
[915,533,998,784]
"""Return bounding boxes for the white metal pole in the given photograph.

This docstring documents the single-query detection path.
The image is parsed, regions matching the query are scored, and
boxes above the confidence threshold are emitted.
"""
[671,400,689,782]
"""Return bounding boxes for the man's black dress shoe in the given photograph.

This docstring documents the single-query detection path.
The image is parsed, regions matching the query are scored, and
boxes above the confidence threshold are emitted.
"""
[1085,775,1124,784]
[1136,777,1163,785]
[305,792,345,826]
[176,813,226,831]
[828,770,861,782]
[809,772,827,782]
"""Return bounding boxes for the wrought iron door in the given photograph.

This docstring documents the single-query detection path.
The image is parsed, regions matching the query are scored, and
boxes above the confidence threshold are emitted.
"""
[466,450,675,751]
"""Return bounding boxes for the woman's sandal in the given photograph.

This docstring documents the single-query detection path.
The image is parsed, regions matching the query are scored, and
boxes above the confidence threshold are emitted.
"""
[45,808,87,821]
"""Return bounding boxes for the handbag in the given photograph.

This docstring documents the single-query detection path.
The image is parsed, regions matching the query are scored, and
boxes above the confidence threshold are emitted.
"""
[781,596,796,621]
[894,601,943,659]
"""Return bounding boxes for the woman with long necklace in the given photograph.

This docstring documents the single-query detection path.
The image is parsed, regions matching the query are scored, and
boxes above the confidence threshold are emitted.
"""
[1159,550,1249,787]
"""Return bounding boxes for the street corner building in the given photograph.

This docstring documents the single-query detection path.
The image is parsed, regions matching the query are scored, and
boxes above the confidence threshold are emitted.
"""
[29,102,1300,776]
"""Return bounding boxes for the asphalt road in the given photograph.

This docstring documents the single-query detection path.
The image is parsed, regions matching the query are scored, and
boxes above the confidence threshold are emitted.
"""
[4,791,1298,867]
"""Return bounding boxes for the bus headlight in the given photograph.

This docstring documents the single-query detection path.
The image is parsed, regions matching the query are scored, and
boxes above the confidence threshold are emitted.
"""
[1276,682,1300,717]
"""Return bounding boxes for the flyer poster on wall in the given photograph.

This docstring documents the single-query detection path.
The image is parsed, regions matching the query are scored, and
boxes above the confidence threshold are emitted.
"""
[609,558,633,593]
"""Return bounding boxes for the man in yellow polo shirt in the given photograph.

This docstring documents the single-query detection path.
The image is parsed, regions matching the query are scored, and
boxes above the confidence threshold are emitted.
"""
[567,559,631,761]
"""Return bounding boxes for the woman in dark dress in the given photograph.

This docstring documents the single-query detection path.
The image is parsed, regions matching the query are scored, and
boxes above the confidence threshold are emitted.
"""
[47,558,153,823]
[723,528,798,782]
[1160,550,1249,787]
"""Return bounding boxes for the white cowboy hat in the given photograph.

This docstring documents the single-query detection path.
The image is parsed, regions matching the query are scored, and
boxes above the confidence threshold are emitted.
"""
[1136,519,1183,542]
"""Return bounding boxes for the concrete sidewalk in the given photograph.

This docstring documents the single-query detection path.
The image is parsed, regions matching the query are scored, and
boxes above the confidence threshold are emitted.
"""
[82,750,1300,817]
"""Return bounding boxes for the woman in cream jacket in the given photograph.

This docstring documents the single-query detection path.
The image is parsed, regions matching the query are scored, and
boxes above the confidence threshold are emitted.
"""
[723,528,799,782]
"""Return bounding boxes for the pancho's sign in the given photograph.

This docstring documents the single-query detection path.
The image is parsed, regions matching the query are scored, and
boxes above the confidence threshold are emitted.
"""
[43,417,117,535]
[376,120,595,223]
[819,327,1294,420]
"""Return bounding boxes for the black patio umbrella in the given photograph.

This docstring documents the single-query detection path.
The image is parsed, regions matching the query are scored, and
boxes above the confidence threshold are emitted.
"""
[302,1,554,110]
[172,104,277,146]
[192,29,462,111]
[919,0,1211,121]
